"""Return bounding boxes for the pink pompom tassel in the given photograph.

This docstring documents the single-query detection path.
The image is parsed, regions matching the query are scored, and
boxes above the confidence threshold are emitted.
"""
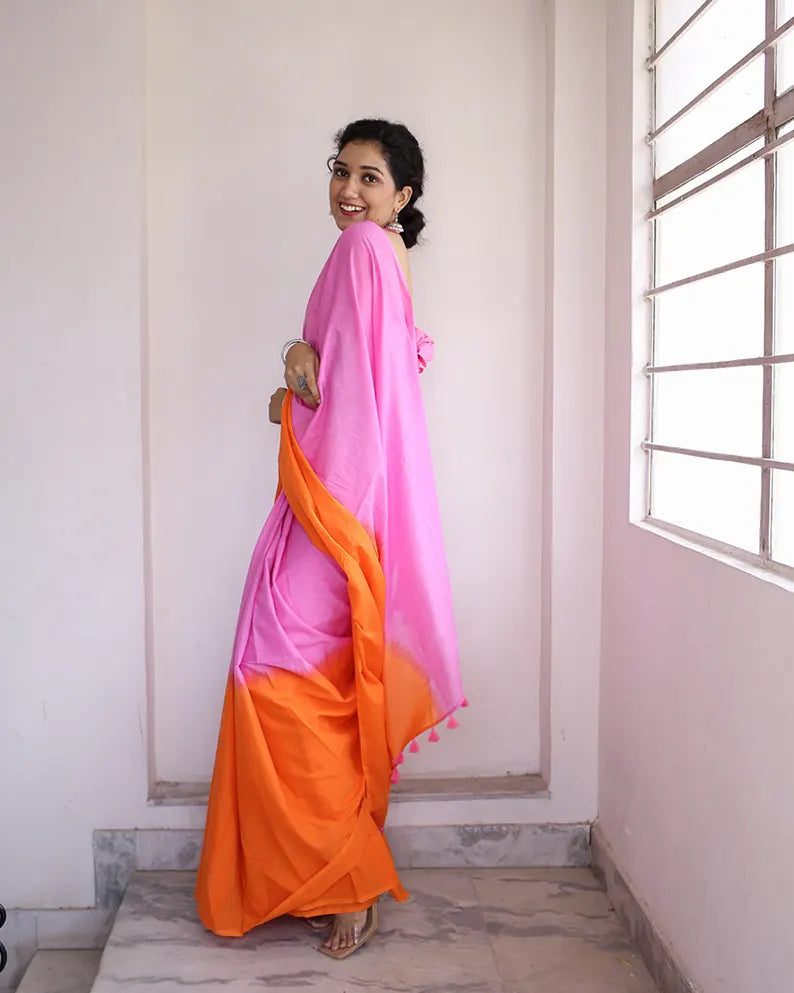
[390,768,401,784]
[396,752,405,766]
[461,697,470,708]
[447,716,460,730]
[409,740,420,754]
[428,728,440,743]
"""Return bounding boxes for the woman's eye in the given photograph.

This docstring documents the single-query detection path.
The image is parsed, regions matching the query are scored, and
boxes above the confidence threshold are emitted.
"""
[333,167,348,178]
[363,174,379,183]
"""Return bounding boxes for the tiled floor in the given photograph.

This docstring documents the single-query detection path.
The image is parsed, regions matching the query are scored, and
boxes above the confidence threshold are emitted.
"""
[89,868,660,992]
[17,950,102,993]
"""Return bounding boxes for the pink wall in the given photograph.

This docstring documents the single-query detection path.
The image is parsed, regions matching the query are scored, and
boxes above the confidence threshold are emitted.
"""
[599,4,794,992]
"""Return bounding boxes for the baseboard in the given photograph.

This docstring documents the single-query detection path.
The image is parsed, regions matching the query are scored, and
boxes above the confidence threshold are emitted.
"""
[591,822,702,993]
[93,822,590,908]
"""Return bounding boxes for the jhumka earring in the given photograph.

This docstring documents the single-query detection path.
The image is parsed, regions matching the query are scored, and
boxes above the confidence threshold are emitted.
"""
[385,210,404,234]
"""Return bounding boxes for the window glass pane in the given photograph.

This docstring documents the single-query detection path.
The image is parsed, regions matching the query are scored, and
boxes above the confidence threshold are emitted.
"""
[656,0,709,50]
[771,469,794,566]
[655,138,765,207]
[653,367,763,457]
[778,2,794,94]
[655,60,765,177]
[654,264,764,365]
[778,255,794,354]
[651,450,760,551]
[780,33,794,98]
[774,363,794,462]
[777,137,794,248]
[655,160,765,285]
[655,0,765,125]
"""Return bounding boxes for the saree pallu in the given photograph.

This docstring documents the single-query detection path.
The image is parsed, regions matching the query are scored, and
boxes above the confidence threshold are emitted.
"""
[195,221,463,937]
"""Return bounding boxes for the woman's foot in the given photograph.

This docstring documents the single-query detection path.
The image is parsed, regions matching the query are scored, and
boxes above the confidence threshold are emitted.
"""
[319,905,378,959]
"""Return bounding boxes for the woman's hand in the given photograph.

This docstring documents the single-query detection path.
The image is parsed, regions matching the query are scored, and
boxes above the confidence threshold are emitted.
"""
[269,387,287,424]
[284,342,321,410]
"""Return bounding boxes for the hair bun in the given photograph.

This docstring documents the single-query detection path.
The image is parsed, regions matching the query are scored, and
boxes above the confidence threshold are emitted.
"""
[398,202,425,250]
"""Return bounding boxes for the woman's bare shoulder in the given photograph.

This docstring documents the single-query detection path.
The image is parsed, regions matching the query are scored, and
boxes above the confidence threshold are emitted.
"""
[383,228,407,256]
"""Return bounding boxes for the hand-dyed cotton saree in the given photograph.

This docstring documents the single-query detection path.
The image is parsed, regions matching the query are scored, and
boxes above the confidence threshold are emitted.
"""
[195,221,463,937]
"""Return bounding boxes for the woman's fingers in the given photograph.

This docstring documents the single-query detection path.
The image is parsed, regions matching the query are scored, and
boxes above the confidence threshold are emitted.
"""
[303,353,321,407]
[285,343,321,409]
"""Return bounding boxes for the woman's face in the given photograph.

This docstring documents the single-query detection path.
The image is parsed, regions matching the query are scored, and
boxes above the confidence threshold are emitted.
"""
[328,141,412,233]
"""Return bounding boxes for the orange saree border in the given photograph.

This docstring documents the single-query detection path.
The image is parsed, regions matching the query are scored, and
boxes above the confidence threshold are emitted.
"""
[279,393,394,827]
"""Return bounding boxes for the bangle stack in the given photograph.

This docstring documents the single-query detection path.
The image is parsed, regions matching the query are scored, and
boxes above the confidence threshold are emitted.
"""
[281,338,304,364]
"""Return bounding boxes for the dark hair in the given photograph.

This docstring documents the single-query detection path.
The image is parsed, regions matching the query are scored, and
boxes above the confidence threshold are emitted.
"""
[332,119,426,249]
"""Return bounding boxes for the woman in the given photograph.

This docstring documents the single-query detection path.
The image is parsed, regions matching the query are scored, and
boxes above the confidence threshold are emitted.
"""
[195,119,464,959]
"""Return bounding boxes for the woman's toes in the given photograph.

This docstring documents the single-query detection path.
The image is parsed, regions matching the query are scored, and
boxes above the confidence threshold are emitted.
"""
[322,911,366,952]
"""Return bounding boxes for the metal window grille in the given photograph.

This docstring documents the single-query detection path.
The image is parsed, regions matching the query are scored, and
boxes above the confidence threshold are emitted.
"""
[644,0,794,575]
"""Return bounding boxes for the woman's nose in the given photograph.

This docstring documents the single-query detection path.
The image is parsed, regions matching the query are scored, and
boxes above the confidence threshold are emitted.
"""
[340,176,359,199]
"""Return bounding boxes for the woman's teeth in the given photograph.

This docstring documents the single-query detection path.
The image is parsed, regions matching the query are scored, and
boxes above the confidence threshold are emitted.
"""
[340,204,364,214]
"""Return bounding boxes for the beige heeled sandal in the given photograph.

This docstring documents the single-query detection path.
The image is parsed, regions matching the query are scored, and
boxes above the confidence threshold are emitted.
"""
[318,903,378,960]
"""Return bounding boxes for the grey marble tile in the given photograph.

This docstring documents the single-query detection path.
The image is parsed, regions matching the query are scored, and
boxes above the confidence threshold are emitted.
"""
[93,830,136,909]
[135,829,204,871]
[88,867,661,993]
[472,868,659,992]
[91,870,506,993]
[386,823,590,869]
[16,950,102,993]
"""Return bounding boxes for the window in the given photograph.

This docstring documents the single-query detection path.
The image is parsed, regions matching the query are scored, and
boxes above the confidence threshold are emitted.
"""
[644,0,794,573]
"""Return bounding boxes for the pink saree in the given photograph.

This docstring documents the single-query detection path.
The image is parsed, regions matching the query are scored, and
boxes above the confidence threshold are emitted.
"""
[195,220,463,936]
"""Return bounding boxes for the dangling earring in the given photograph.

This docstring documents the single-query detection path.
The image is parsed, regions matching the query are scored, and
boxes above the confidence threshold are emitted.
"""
[385,210,404,234]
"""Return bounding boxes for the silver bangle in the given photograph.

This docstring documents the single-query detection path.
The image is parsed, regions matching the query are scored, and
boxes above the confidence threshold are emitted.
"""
[281,338,304,364]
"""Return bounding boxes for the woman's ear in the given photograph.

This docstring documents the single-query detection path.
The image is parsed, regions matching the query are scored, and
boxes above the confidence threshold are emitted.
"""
[398,186,413,211]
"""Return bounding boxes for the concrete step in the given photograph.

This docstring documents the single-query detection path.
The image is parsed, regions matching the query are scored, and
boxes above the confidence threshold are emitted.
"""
[89,868,660,992]
[17,950,101,993]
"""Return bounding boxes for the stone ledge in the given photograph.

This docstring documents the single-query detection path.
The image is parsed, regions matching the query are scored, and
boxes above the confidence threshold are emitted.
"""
[93,822,590,911]
[1,820,591,991]
[148,773,549,806]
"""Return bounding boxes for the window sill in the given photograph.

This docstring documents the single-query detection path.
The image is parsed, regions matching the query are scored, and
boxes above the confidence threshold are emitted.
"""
[634,518,794,592]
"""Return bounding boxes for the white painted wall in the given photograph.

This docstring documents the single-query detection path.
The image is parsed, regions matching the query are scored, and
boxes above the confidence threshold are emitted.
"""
[0,0,168,911]
[0,0,606,931]
[146,0,546,781]
[599,4,794,992]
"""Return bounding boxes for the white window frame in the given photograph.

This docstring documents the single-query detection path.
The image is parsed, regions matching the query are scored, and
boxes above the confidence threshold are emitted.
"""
[643,0,794,581]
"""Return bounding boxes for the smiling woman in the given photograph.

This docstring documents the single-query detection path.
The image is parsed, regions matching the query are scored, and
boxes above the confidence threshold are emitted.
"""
[195,120,463,962]
[283,119,426,403]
